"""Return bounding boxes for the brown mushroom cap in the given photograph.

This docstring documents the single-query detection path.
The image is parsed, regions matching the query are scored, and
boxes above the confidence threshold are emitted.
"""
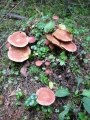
[44,39,50,45]
[46,34,61,48]
[28,36,36,43]
[7,31,29,47]
[36,87,55,106]
[35,60,43,66]
[49,43,55,50]
[45,69,51,75]
[45,61,50,66]
[52,15,59,20]
[61,41,77,52]
[52,29,73,42]
[8,46,31,62]
[5,42,10,49]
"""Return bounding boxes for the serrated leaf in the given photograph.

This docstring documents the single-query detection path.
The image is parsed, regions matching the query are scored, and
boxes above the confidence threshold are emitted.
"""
[44,21,55,33]
[82,97,90,114]
[81,90,90,98]
[55,87,70,97]
[59,104,71,120]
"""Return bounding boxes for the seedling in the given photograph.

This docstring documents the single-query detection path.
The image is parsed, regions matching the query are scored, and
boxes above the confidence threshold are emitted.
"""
[16,91,23,100]
[59,51,67,66]
[24,93,37,109]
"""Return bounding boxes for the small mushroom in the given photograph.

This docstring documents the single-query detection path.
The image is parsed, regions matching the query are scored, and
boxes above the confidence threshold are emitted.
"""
[45,69,51,75]
[49,43,55,50]
[28,36,36,43]
[8,46,31,62]
[52,29,73,42]
[45,61,50,66]
[35,60,43,67]
[7,31,29,47]
[52,15,59,20]
[44,39,50,45]
[36,87,55,106]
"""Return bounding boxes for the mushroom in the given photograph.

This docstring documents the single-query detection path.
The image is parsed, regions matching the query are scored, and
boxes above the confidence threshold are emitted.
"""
[7,31,29,47]
[28,36,36,43]
[45,61,50,66]
[35,60,43,67]
[8,46,31,62]
[52,15,59,20]
[52,29,73,42]
[5,42,10,49]
[49,43,55,50]
[45,69,51,75]
[46,34,61,48]
[36,87,55,106]
[44,39,50,45]
[60,41,77,52]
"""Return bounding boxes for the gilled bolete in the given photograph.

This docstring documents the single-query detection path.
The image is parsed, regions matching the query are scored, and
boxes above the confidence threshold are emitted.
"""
[52,29,73,42]
[8,46,31,62]
[7,31,29,47]
[61,41,77,52]
[46,34,61,48]
[36,87,55,106]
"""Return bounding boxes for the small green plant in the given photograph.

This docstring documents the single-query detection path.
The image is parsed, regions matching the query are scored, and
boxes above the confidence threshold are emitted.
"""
[69,55,81,73]
[40,72,48,84]
[59,51,67,66]
[16,91,23,100]
[0,77,4,83]
[28,65,40,75]
[24,93,37,109]
[15,101,21,106]
[31,39,49,58]
[41,106,53,119]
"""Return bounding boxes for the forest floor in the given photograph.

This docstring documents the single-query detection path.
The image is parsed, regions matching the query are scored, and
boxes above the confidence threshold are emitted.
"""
[0,0,90,120]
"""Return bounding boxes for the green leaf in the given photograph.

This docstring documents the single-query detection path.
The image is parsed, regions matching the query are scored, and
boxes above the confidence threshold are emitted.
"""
[59,104,71,120]
[78,112,88,120]
[60,59,65,66]
[82,97,90,114]
[55,87,70,97]
[75,77,83,87]
[60,52,67,61]
[81,90,90,98]
[49,81,54,89]
[44,21,55,33]
[83,59,88,63]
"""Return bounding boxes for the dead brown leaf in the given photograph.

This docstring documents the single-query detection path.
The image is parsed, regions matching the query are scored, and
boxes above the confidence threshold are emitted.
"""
[20,61,30,77]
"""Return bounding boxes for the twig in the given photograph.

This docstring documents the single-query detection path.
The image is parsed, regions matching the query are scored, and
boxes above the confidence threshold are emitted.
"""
[6,13,27,20]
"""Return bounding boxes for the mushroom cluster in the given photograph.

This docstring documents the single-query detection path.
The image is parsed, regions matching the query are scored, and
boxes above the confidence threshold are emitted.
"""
[7,31,31,62]
[46,28,77,52]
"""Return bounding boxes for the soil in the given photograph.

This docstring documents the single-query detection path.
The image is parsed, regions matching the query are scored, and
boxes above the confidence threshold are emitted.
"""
[0,1,90,120]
